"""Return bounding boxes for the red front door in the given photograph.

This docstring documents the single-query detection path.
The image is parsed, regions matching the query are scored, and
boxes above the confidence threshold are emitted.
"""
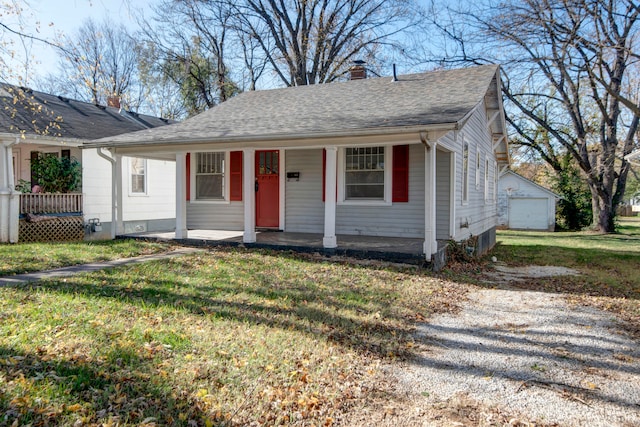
[255,150,279,228]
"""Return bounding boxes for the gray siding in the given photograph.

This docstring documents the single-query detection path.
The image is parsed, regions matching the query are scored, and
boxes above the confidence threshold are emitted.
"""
[336,143,425,238]
[285,149,324,233]
[187,202,244,230]
[436,149,451,240]
[452,102,498,241]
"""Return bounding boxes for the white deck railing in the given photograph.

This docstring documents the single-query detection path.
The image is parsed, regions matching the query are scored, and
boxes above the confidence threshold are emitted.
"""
[20,193,83,214]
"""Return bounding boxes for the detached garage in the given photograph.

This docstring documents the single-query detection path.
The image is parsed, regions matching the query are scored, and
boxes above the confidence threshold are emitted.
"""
[497,170,559,231]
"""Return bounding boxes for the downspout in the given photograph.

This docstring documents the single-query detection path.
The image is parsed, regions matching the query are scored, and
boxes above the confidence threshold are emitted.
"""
[97,147,117,239]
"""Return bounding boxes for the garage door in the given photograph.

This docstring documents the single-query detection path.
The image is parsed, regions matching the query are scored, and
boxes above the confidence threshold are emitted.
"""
[508,198,548,230]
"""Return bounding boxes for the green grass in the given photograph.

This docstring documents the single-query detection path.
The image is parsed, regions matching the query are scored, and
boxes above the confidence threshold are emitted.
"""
[486,216,640,339]
[0,248,462,426]
[489,217,640,298]
[3,222,639,425]
[0,240,171,276]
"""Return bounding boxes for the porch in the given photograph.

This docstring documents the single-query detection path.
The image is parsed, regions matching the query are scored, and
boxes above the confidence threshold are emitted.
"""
[123,229,430,265]
[18,193,84,242]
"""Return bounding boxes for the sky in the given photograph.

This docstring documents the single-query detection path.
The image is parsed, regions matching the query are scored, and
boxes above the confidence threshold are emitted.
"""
[9,0,156,86]
[7,0,436,89]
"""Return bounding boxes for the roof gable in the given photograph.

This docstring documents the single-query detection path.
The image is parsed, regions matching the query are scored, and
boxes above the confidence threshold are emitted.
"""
[499,170,560,198]
[86,65,504,147]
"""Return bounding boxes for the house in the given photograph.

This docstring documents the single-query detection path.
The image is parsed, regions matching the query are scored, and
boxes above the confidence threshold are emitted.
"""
[624,150,640,213]
[497,170,559,231]
[84,65,510,262]
[0,84,176,243]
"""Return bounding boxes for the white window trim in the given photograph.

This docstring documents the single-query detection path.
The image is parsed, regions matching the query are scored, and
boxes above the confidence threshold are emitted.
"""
[128,157,147,196]
[337,146,392,206]
[493,160,498,203]
[484,157,490,202]
[461,133,469,205]
[189,151,231,204]
[475,149,481,189]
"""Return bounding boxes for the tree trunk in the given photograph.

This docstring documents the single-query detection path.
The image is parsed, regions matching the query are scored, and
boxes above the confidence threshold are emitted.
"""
[590,183,616,233]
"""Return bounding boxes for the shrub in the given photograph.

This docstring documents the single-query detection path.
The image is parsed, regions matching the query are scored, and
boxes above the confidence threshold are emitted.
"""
[30,153,81,193]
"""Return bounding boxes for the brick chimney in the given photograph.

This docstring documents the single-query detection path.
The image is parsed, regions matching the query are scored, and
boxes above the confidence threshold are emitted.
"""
[107,95,121,109]
[349,60,367,80]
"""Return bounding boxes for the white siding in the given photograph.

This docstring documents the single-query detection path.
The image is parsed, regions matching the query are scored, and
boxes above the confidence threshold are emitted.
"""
[452,102,498,241]
[436,149,451,240]
[82,149,111,221]
[335,143,425,238]
[285,149,324,233]
[83,149,176,223]
[497,171,556,231]
[124,158,176,221]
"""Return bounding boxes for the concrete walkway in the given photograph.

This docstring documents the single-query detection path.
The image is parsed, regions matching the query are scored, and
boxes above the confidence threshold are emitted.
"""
[0,247,201,286]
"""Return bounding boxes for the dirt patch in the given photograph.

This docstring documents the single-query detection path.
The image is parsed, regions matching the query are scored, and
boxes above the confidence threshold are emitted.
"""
[485,264,580,283]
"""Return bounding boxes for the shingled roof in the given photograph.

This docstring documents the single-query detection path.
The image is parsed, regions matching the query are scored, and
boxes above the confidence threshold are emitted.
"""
[0,84,174,140]
[85,65,504,148]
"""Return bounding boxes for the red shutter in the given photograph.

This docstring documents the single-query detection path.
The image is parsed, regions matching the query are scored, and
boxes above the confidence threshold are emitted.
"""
[392,145,409,202]
[186,153,191,201]
[230,151,243,201]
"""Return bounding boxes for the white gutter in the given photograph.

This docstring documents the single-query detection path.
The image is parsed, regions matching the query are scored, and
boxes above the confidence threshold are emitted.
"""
[83,122,460,149]
[0,132,85,146]
[96,148,117,239]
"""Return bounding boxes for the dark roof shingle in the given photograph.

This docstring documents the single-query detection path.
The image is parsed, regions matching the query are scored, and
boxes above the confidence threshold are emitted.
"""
[0,85,173,140]
[87,64,500,147]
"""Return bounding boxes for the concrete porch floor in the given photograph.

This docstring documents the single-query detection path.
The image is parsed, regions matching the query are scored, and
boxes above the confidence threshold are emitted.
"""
[123,229,428,264]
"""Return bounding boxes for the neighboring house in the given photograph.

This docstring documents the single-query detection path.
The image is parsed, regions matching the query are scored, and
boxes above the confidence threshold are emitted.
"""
[0,84,176,242]
[497,170,559,231]
[85,65,510,261]
[625,150,640,213]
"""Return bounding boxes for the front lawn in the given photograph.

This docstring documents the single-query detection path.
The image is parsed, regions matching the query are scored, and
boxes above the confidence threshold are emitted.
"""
[2,220,639,426]
[0,240,171,276]
[0,249,463,426]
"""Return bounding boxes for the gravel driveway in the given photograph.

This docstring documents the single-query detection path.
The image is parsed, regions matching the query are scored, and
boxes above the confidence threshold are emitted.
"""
[392,286,640,426]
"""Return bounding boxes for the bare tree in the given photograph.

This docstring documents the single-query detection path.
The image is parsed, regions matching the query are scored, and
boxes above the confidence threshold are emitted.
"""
[137,0,240,116]
[232,0,418,86]
[427,0,640,232]
[0,0,63,85]
[42,18,141,108]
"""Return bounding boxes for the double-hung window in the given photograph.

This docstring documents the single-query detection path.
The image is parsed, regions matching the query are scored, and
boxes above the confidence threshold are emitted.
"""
[130,157,146,194]
[195,152,225,200]
[344,147,385,199]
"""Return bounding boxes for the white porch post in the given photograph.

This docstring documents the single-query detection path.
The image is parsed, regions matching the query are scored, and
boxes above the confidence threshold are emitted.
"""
[243,148,256,243]
[114,154,124,235]
[323,146,338,248]
[175,152,188,239]
[0,139,19,243]
[96,148,117,239]
[424,140,438,259]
